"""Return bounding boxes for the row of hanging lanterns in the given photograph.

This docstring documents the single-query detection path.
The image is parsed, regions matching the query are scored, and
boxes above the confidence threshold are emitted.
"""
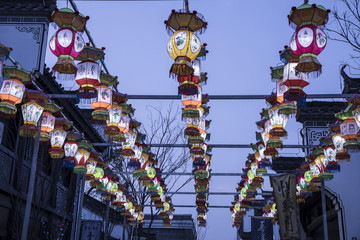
[165,7,211,227]
[230,0,331,225]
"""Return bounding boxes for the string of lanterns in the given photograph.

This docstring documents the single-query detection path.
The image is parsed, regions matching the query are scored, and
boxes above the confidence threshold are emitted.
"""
[0,7,176,226]
[230,0,331,226]
[165,8,211,227]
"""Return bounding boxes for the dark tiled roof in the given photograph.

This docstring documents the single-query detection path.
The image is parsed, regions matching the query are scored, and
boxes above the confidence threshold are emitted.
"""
[341,65,360,94]
[272,157,304,172]
[296,101,346,124]
[0,0,56,16]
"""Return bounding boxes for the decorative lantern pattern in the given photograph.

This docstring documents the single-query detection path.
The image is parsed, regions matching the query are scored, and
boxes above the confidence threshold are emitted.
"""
[63,131,82,168]
[90,84,112,124]
[49,118,71,159]
[75,45,105,98]
[40,101,61,144]
[0,66,30,118]
[74,140,92,174]
[20,90,49,137]
[49,8,88,75]
[288,2,330,76]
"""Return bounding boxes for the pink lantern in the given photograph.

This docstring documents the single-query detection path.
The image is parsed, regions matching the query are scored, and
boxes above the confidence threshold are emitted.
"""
[288,2,330,76]
[49,8,88,75]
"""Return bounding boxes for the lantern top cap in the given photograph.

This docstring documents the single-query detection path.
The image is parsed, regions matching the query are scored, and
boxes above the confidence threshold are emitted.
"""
[75,45,105,62]
[112,91,127,105]
[3,66,32,85]
[55,117,72,130]
[270,65,285,82]
[66,130,82,141]
[0,43,12,59]
[100,72,118,86]
[43,101,62,116]
[78,139,93,150]
[50,7,89,32]
[280,46,299,63]
[164,10,207,35]
[288,2,330,29]
[24,89,50,105]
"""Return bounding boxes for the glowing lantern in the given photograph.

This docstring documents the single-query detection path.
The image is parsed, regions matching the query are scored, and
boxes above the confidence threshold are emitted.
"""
[40,101,61,144]
[90,84,112,124]
[336,109,360,150]
[75,45,105,98]
[329,123,350,162]
[278,46,309,101]
[181,85,202,107]
[90,167,104,188]
[63,131,81,168]
[20,90,48,137]
[288,2,330,75]
[49,8,88,75]
[128,143,143,170]
[268,106,288,137]
[0,66,30,118]
[165,10,207,78]
[104,92,127,141]
[86,158,97,180]
[49,118,71,159]
[74,140,92,174]
[121,131,137,156]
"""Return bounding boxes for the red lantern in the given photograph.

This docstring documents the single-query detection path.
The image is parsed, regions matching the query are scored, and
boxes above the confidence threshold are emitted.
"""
[49,8,88,75]
[288,3,330,76]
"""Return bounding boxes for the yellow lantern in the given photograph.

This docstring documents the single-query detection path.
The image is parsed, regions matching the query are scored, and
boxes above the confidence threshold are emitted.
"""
[167,30,201,77]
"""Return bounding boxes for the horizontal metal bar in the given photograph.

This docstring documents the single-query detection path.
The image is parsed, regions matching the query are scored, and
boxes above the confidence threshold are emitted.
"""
[114,171,278,177]
[93,143,316,149]
[128,191,272,196]
[48,94,351,100]
[142,204,262,209]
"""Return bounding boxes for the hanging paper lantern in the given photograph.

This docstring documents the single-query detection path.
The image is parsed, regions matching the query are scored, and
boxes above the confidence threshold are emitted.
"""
[268,106,288,137]
[63,131,82,168]
[74,140,92,174]
[75,45,105,98]
[0,66,30,118]
[90,84,112,124]
[49,8,88,75]
[49,118,71,159]
[336,109,360,150]
[329,123,350,162]
[90,167,104,188]
[40,101,61,144]
[86,158,97,180]
[121,131,137,156]
[20,90,49,137]
[177,59,205,95]
[105,92,128,141]
[288,3,330,75]
[278,46,308,101]
[128,143,143,170]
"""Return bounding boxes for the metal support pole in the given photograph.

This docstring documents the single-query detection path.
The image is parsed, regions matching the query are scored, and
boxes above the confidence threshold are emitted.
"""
[70,174,80,240]
[113,171,277,177]
[104,199,110,240]
[21,116,42,240]
[321,179,329,240]
[74,175,85,240]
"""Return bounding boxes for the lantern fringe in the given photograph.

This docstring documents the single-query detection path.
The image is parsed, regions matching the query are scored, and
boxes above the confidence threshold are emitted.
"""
[52,71,76,82]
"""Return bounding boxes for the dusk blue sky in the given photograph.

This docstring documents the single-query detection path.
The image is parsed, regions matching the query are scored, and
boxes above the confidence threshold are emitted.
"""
[47,0,358,239]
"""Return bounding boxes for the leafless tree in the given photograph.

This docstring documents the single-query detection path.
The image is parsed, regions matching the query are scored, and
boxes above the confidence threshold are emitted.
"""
[327,0,360,67]
[109,102,192,239]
